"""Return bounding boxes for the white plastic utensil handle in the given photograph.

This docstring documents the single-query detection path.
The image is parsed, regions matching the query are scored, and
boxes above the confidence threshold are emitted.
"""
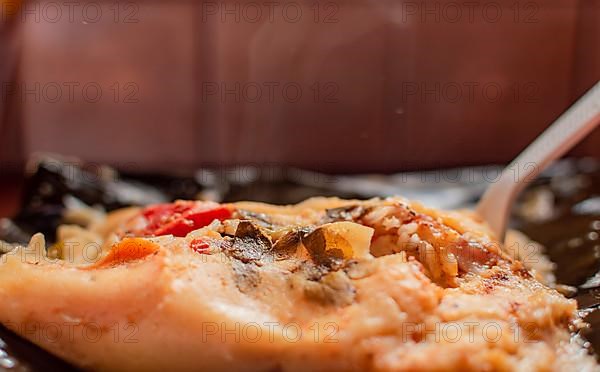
[477,81,600,240]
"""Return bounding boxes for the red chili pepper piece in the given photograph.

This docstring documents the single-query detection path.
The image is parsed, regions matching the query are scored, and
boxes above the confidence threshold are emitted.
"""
[184,207,231,229]
[141,201,232,237]
[189,238,211,254]
[153,218,195,237]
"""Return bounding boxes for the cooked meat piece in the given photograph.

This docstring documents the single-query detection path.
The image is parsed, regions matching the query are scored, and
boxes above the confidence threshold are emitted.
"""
[0,197,596,371]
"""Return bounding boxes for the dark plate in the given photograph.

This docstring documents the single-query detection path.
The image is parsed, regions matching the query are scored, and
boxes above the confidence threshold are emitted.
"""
[0,157,598,370]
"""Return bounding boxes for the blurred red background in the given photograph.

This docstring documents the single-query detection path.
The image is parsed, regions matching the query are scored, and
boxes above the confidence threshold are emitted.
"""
[1,0,599,201]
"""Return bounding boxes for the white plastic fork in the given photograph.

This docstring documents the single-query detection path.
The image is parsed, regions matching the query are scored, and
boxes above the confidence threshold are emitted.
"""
[476,81,600,241]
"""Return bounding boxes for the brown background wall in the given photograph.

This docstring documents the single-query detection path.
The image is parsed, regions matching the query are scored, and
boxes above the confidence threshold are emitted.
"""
[1,0,599,174]
[0,3,24,174]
